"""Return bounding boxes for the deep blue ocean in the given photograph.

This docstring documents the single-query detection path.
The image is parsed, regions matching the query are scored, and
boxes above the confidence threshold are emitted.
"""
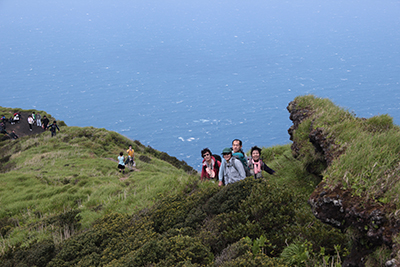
[1,0,399,170]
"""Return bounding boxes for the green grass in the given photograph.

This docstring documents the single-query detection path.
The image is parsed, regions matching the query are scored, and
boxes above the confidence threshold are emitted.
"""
[2,99,397,266]
[292,95,400,204]
[258,143,320,195]
[0,108,196,252]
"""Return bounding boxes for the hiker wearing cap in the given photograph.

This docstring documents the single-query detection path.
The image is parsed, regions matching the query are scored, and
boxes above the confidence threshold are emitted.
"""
[248,146,275,179]
[218,147,246,186]
[200,148,221,181]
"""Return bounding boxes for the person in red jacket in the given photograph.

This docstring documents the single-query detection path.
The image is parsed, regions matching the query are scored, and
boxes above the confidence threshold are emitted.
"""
[200,148,221,181]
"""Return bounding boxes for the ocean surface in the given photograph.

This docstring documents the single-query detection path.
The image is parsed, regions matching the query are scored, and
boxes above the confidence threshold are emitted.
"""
[1,0,399,170]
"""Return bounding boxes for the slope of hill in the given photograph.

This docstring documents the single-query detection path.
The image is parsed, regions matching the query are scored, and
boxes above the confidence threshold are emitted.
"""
[1,96,399,267]
[0,106,197,259]
[288,95,400,266]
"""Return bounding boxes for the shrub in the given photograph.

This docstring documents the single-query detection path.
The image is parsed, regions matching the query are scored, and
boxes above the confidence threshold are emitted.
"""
[221,251,288,267]
[1,241,56,267]
[204,178,256,216]
[364,114,393,133]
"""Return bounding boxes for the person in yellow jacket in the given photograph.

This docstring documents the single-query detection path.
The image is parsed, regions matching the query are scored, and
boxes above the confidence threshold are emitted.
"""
[125,145,135,167]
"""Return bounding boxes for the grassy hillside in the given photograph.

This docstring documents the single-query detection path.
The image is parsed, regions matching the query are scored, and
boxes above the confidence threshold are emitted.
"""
[3,96,398,266]
[0,107,196,255]
[290,95,400,202]
[288,95,400,266]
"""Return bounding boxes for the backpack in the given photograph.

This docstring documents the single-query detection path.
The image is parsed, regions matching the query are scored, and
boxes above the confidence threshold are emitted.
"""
[212,154,222,163]
[232,153,251,177]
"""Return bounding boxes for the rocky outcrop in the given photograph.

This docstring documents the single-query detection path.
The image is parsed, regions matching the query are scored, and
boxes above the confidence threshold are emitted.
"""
[287,100,399,267]
[287,100,313,157]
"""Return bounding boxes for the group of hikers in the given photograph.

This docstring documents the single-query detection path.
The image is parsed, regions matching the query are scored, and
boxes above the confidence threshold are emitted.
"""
[117,145,136,174]
[0,111,61,139]
[116,139,275,182]
[201,139,275,186]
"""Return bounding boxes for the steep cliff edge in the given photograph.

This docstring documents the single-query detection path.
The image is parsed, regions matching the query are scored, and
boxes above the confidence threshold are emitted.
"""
[287,96,400,266]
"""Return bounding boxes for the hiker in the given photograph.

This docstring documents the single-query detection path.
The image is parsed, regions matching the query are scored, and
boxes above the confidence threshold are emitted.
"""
[0,122,7,134]
[36,113,42,127]
[32,112,36,126]
[200,148,221,181]
[49,121,60,137]
[125,145,135,167]
[118,152,125,174]
[27,115,34,131]
[42,116,49,130]
[10,112,20,124]
[248,146,275,179]
[218,147,246,186]
[231,139,251,176]
[1,115,6,124]
[9,130,19,139]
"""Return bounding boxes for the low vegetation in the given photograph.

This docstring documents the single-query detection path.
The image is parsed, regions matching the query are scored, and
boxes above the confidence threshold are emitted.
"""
[291,95,400,203]
[1,96,399,266]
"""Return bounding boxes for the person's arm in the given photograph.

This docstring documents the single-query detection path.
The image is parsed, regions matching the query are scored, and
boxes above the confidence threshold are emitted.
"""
[218,159,225,186]
[262,162,275,175]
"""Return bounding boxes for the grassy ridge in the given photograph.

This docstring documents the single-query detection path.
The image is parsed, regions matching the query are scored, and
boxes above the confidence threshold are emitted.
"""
[291,95,400,203]
[0,110,196,253]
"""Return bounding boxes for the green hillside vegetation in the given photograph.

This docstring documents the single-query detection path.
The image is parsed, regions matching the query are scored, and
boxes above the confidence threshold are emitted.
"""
[290,95,400,203]
[1,96,399,266]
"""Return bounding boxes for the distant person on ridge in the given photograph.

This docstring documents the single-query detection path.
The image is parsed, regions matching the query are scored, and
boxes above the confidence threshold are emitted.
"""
[32,112,36,126]
[247,146,275,179]
[200,148,221,181]
[218,147,246,186]
[9,130,19,139]
[118,152,125,174]
[0,122,7,134]
[42,116,49,130]
[10,112,20,124]
[27,115,34,131]
[36,113,42,127]
[49,121,60,137]
[125,145,135,167]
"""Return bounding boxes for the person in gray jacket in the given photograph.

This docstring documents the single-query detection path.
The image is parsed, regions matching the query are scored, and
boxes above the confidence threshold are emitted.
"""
[218,147,246,186]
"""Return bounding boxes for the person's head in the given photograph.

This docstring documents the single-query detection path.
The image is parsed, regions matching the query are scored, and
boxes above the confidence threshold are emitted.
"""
[201,148,212,159]
[53,121,56,124]
[251,146,262,161]
[129,145,132,149]
[120,152,123,156]
[43,116,47,118]
[232,139,242,153]
[222,147,232,161]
